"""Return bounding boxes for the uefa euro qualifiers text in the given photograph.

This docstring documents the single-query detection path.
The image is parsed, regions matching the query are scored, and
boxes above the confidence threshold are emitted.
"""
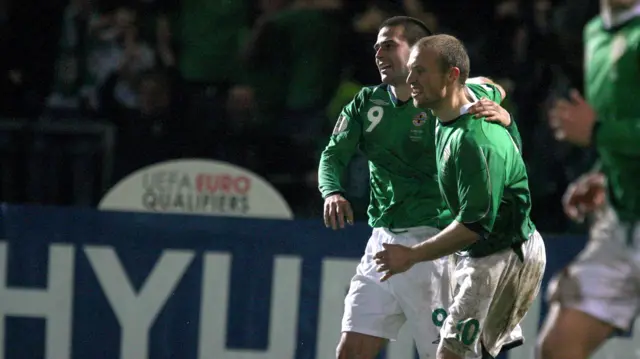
[141,171,251,214]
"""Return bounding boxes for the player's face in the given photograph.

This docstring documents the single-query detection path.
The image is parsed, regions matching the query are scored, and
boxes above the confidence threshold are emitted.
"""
[374,26,411,86]
[406,47,449,109]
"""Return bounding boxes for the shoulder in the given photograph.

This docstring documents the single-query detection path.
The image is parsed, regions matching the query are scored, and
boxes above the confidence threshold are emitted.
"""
[465,82,502,103]
[350,84,395,110]
[345,86,376,110]
[341,85,385,121]
[584,16,603,38]
[456,126,485,151]
[455,127,511,170]
[352,84,383,103]
[362,84,387,94]
[365,84,391,100]
[445,129,489,171]
[441,118,478,149]
[475,120,520,158]
[452,119,499,153]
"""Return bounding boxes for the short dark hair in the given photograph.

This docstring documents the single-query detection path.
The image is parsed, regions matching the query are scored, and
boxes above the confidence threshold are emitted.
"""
[379,16,433,46]
[414,34,470,84]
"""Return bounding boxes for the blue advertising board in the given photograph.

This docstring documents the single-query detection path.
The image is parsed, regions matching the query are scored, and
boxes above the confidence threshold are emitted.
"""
[0,205,637,359]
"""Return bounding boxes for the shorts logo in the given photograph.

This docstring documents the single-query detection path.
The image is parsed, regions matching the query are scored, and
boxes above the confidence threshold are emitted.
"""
[332,115,348,135]
[413,112,428,126]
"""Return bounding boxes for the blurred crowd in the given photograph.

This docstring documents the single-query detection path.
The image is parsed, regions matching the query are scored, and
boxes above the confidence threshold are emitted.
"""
[0,0,602,232]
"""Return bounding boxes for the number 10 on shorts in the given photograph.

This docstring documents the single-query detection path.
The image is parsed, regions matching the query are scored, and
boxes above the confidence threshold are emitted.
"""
[432,308,481,345]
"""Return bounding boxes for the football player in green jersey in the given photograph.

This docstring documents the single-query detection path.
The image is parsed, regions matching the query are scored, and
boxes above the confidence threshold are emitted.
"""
[540,1,640,358]
[318,16,522,359]
[373,35,546,359]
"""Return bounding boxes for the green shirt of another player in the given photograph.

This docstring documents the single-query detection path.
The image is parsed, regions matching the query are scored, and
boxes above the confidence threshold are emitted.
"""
[584,16,640,221]
[435,108,535,257]
[318,82,522,229]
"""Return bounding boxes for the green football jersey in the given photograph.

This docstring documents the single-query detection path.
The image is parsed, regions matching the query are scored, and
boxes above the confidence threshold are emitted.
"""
[318,82,518,229]
[584,16,640,221]
[435,111,535,257]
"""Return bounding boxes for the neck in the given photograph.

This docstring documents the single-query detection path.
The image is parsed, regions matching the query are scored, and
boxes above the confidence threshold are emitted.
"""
[390,83,411,102]
[433,85,471,123]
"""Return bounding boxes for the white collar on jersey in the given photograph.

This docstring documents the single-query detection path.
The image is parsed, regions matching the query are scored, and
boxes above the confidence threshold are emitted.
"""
[460,102,476,116]
[602,2,640,29]
[460,85,478,116]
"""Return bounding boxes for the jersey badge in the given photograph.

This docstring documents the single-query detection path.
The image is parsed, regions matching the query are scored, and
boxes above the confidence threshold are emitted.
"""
[370,99,389,106]
[332,115,348,135]
[413,112,428,126]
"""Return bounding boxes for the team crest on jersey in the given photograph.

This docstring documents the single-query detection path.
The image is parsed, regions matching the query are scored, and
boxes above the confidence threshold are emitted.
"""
[333,115,348,135]
[413,112,428,126]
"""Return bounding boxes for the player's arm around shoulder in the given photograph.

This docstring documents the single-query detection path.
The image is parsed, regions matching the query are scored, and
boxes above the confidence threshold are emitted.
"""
[466,79,510,125]
[466,79,523,151]
[466,77,507,102]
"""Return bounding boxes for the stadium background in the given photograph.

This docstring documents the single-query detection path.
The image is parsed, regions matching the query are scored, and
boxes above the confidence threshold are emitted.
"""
[0,0,633,358]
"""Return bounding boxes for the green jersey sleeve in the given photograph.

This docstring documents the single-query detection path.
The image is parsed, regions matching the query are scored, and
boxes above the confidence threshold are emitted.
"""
[505,115,523,153]
[593,119,640,156]
[317,89,366,198]
[454,136,506,237]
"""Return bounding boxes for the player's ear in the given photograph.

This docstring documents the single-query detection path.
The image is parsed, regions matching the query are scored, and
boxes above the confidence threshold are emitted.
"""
[448,67,460,85]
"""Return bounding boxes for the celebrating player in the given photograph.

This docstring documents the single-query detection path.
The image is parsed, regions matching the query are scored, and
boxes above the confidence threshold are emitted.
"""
[373,34,546,359]
[539,1,640,358]
[318,16,521,359]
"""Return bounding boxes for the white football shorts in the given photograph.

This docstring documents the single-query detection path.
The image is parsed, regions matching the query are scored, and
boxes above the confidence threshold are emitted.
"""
[342,226,454,359]
[547,207,640,331]
[439,231,546,358]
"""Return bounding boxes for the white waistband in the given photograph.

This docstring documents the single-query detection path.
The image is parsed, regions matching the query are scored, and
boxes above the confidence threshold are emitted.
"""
[376,226,439,234]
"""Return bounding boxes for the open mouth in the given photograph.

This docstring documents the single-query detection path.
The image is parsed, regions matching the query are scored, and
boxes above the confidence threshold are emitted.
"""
[379,64,392,71]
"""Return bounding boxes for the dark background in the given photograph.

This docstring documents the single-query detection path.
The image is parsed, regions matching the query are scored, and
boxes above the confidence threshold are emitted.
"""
[0,0,601,234]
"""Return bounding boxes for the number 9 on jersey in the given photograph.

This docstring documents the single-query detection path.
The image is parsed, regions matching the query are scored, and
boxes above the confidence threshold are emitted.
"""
[366,106,384,132]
